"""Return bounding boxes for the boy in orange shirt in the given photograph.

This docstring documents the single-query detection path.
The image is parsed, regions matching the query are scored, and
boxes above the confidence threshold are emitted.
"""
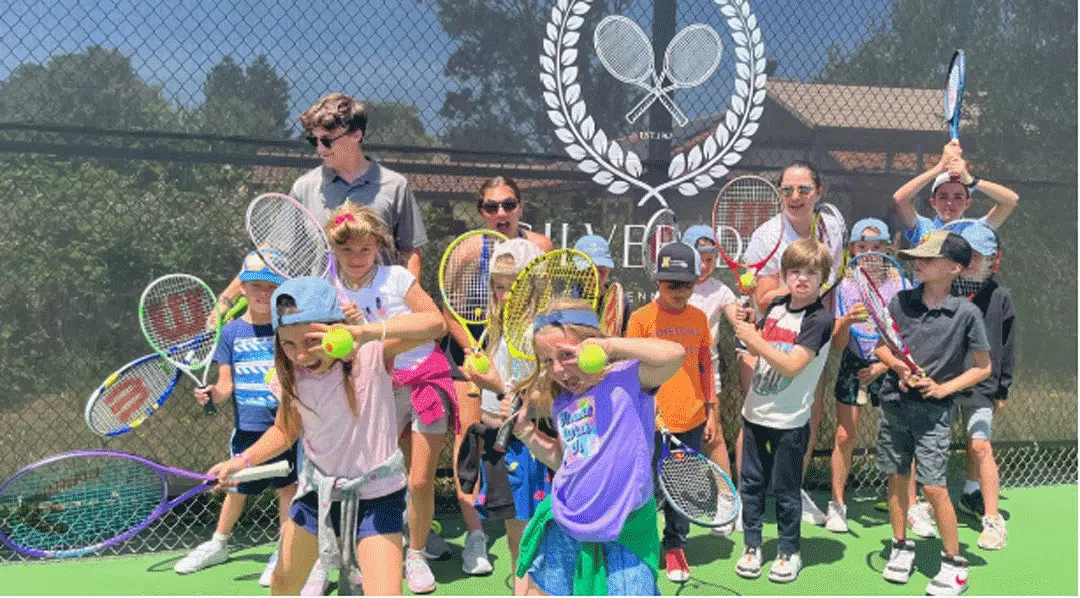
[626,242,717,583]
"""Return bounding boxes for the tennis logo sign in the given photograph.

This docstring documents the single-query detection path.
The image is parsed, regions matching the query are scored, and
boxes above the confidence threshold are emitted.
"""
[541,0,767,208]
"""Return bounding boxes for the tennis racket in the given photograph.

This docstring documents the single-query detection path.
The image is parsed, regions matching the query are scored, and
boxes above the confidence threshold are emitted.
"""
[503,249,600,362]
[839,252,911,404]
[811,201,848,294]
[944,49,966,140]
[942,219,1000,299]
[439,230,508,394]
[594,16,685,125]
[851,252,924,379]
[642,208,680,277]
[600,281,626,337]
[0,450,290,558]
[711,175,784,306]
[626,24,723,125]
[88,297,248,433]
[138,274,229,417]
[245,192,351,307]
[657,427,740,528]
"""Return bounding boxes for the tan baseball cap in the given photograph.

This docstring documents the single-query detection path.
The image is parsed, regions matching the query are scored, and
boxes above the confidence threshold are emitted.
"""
[898,229,972,267]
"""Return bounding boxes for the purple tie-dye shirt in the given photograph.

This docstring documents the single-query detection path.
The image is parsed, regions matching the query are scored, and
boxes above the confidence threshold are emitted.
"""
[550,360,655,543]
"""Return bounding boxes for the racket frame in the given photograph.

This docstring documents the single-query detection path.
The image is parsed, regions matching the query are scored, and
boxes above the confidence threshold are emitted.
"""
[812,201,848,295]
[600,281,625,337]
[656,428,740,528]
[944,49,966,140]
[850,252,924,377]
[711,175,784,302]
[138,274,223,391]
[84,354,181,437]
[642,208,680,277]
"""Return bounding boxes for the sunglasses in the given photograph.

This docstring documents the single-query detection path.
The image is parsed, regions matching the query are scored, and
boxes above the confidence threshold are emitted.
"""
[305,129,352,149]
[780,185,814,197]
[480,198,519,214]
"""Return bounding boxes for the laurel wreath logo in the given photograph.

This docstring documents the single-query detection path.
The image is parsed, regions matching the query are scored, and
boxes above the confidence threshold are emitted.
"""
[541,0,766,207]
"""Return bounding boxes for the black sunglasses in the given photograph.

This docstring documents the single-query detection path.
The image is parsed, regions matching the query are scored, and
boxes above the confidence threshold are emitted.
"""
[480,198,519,214]
[305,129,352,149]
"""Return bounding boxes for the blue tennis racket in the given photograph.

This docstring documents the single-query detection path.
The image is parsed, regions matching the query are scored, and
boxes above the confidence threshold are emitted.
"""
[945,49,966,140]
[657,427,740,528]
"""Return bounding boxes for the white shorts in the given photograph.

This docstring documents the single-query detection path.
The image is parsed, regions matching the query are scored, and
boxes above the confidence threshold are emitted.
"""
[394,386,451,435]
[960,406,993,441]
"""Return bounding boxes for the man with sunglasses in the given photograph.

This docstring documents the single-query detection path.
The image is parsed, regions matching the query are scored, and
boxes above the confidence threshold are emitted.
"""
[290,93,427,279]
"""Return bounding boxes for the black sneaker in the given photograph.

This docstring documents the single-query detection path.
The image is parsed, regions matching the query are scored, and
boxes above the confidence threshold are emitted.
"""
[958,491,985,517]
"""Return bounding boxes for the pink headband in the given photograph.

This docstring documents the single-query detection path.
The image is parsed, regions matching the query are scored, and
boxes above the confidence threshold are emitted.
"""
[333,213,356,226]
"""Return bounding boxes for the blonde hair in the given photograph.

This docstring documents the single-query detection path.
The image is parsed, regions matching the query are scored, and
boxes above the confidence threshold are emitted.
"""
[325,202,393,250]
[513,297,605,416]
[272,297,357,437]
[781,238,832,282]
[299,93,368,135]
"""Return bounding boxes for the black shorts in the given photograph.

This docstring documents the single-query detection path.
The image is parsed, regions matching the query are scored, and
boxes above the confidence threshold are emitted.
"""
[230,429,298,495]
[833,349,882,407]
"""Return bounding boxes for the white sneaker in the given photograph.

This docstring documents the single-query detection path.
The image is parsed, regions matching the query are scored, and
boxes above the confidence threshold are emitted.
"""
[461,530,493,575]
[882,538,916,584]
[801,489,826,526]
[908,500,938,538]
[977,514,1007,550]
[174,538,229,574]
[768,552,802,583]
[824,500,849,533]
[300,558,330,596]
[735,546,762,579]
[259,549,279,587]
[710,520,735,537]
[926,553,969,596]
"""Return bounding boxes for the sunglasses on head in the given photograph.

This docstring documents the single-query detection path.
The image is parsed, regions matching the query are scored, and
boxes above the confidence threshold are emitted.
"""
[305,129,352,149]
[480,198,519,214]
[780,185,814,197]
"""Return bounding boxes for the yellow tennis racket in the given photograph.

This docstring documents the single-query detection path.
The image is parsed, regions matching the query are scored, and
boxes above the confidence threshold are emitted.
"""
[438,229,508,392]
[502,249,600,362]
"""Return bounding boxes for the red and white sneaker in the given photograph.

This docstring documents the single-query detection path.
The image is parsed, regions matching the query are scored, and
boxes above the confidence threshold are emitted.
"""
[664,548,690,583]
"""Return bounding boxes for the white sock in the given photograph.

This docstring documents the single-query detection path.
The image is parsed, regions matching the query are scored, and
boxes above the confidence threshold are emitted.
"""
[211,532,229,545]
[964,480,980,494]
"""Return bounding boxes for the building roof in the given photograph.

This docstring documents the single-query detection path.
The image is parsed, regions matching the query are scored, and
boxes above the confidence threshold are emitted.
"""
[765,79,943,131]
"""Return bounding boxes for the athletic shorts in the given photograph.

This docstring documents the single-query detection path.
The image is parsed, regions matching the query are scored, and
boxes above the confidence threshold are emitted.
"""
[289,488,406,540]
[526,521,659,596]
[474,437,552,522]
[876,400,952,487]
[833,349,883,407]
[394,385,452,435]
[959,406,993,441]
[230,429,298,495]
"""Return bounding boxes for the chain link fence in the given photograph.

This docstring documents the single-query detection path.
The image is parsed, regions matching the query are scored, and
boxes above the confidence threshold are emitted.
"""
[0,0,1075,561]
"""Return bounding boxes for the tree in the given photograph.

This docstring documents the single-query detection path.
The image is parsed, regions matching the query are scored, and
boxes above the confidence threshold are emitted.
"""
[0,45,178,130]
[197,54,290,138]
[364,102,436,148]
[423,0,636,154]
[819,0,1076,182]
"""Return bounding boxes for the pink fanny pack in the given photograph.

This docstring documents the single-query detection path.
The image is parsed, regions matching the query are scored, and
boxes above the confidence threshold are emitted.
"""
[392,346,460,434]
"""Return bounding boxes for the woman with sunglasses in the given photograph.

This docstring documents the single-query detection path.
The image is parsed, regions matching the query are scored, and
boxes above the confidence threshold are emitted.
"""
[475,176,554,251]
[737,161,845,530]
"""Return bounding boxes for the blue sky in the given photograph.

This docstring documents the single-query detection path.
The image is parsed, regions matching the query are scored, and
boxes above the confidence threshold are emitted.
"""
[1,0,891,138]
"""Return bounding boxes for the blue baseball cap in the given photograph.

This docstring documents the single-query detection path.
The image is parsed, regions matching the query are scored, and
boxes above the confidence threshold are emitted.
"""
[681,225,717,253]
[271,277,344,330]
[849,218,890,242]
[239,251,286,286]
[959,223,998,256]
[573,234,614,269]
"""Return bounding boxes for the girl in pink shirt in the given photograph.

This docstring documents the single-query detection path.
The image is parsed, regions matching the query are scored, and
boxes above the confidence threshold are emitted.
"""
[208,276,445,596]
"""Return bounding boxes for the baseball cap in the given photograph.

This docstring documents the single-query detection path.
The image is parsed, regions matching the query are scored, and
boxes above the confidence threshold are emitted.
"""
[849,218,890,242]
[271,276,345,330]
[491,238,544,276]
[899,229,972,267]
[959,223,998,256]
[652,242,701,282]
[573,235,614,269]
[238,251,286,286]
[931,172,969,196]
[681,225,717,253]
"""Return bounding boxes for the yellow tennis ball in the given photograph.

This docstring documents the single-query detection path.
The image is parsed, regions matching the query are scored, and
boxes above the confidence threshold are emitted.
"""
[739,272,756,290]
[322,327,354,359]
[264,367,275,386]
[470,353,490,375]
[577,344,607,374]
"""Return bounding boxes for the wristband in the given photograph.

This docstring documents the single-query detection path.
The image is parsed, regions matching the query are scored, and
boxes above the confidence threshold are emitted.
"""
[966,177,980,192]
[236,452,251,468]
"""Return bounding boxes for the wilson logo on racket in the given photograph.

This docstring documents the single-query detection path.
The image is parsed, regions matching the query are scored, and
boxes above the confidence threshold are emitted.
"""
[146,290,207,343]
[103,378,150,423]
[540,0,767,206]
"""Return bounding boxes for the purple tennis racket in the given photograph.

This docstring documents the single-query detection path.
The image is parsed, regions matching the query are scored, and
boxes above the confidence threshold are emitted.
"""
[0,450,289,558]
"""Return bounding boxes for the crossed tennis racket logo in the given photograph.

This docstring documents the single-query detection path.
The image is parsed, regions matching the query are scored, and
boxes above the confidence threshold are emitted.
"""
[594,16,722,127]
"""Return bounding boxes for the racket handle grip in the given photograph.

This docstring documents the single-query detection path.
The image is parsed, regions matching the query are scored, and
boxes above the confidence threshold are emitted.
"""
[229,461,292,483]
[494,394,523,453]
[198,386,217,416]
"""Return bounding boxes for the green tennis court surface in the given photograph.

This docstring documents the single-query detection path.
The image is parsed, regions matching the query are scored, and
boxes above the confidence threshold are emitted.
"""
[1,485,1074,596]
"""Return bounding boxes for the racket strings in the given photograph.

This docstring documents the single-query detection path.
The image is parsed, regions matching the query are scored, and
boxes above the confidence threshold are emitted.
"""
[594,17,653,83]
[714,179,780,241]
[248,197,330,278]
[660,450,736,523]
[504,252,599,360]
[89,360,177,434]
[140,277,217,366]
[664,25,721,85]
[443,236,499,322]
[0,456,162,552]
